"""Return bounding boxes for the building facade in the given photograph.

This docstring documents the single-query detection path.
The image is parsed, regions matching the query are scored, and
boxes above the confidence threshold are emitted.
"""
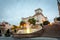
[57,0,60,16]
[22,8,47,24]
[0,21,11,34]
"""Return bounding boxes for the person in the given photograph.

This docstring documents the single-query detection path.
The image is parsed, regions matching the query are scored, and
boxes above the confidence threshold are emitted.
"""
[5,29,11,37]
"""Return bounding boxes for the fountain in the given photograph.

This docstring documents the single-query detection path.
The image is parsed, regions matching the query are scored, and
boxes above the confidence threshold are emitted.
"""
[17,22,32,34]
[13,22,44,38]
[16,22,43,34]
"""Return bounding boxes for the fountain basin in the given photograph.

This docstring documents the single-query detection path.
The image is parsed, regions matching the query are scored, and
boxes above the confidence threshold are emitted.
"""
[12,29,44,38]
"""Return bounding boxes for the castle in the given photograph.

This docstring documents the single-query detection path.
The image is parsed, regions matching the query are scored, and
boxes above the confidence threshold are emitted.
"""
[22,8,47,24]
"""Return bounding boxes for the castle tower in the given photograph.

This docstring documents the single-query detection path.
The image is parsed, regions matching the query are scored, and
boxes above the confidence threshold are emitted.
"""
[34,8,44,16]
[35,8,42,14]
[33,8,47,24]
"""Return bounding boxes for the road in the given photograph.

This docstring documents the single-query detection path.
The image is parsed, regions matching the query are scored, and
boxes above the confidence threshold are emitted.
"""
[0,37,60,40]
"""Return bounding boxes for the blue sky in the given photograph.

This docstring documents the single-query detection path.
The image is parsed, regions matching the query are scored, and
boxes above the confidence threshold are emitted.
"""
[0,0,59,25]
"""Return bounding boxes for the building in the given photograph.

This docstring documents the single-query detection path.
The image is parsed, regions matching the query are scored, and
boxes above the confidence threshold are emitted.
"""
[57,0,60,16]
[0,22,5,34]
[22,8,47,24]
[0,21,12,34]
[54,0,60,23]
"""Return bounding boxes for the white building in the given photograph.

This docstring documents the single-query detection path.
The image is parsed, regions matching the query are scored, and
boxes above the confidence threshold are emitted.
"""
[22,8,47,24]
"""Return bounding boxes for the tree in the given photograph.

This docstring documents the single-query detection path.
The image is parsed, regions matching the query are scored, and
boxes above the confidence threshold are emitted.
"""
[56,17,60,21]
[43,21,50,25]
[13,25,17,33]
[13,25,17,29]
[20,21,26,29]
[28,18,36,25]
[20,21,26,26]
[54,17,60,22]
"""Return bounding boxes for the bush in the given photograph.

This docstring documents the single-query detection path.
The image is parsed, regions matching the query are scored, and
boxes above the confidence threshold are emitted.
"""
[54,17,60,21]
[43,21,50,25]
[28,18,36,25]
[56,17,60,21]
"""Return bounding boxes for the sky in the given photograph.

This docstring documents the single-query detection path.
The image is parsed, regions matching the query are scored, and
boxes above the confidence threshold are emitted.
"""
[0,0,59,25]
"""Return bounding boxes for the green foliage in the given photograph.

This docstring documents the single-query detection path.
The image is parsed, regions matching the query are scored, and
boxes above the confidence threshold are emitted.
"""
[20,21,26,25]
[13,25,17,29]
[54,17,60,21]
[28,18,36,25]
[56,17,60,21]
[43,21,50,25]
